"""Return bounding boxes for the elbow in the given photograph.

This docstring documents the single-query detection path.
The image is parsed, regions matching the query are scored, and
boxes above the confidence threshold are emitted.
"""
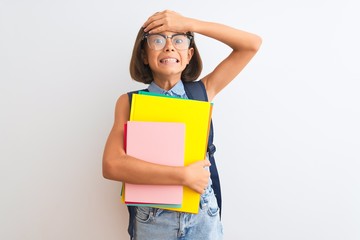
[102,153,128,181]
[102,159,116,180]
[251,35,262,52]
[102,165,111,180]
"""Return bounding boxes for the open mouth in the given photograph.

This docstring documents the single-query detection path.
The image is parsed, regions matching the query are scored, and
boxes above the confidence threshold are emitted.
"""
[160,58,179,63]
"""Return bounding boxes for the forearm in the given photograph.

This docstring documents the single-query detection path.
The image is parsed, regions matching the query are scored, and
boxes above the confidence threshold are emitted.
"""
[143,10,261,52]
[103,154,185,186]
[188,18,262,51]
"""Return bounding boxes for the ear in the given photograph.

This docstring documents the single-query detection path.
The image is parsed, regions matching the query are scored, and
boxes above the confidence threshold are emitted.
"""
[187,48,194,64]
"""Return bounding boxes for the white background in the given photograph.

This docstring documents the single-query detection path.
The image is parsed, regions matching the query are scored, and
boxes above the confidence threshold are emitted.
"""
[1,0,359,239]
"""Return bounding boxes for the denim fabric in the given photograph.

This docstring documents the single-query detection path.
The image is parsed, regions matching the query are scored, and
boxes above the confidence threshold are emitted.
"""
[132,183,223,240]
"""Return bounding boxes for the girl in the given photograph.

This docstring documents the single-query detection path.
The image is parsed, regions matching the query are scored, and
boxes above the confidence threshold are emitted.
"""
[103,10,262,240]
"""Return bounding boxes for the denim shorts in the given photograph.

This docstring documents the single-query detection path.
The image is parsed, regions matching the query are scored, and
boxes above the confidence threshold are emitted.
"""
[132,184,223,240]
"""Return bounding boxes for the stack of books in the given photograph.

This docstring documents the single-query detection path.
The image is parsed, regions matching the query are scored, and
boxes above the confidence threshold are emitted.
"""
[121,92,213,214]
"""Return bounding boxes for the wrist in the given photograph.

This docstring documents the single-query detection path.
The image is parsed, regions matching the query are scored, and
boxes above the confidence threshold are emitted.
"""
[176,166,187,186]
[186,18,200,33]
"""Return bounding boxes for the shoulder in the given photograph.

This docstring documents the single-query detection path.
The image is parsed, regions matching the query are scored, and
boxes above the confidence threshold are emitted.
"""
[116,87,148,110]
[113,93,131,122]
[116,93,130,107]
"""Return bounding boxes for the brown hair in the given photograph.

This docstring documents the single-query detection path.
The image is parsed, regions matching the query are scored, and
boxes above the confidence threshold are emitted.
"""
[129,27,203,84]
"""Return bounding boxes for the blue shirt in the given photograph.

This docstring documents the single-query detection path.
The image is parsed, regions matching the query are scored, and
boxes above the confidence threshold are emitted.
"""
[148,81,188,99]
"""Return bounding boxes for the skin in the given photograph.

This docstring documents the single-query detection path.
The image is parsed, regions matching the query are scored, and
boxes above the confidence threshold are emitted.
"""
[102,10,262,194]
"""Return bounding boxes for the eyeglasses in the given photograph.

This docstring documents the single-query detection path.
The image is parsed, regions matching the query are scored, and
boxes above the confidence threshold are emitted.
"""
[143,33,193,51]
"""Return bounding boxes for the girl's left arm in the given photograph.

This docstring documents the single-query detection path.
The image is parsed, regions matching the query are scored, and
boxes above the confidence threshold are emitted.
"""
[143,10,262,101]
[192,20,262,101]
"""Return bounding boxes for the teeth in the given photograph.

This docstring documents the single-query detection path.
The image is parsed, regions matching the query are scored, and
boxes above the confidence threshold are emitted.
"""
[161,58,177,63]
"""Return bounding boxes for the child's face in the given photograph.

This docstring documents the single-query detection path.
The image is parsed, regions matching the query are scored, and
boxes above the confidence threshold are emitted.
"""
[143,31,194,79]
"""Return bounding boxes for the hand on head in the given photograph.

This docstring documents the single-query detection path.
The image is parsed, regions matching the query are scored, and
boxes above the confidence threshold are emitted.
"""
[143,10,192,34]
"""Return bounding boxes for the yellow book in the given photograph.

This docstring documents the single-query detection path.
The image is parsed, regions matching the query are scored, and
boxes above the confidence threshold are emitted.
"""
[129,93,212,214]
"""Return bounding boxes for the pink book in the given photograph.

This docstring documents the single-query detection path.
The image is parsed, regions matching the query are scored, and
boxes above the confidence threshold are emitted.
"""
[124,121,185,205]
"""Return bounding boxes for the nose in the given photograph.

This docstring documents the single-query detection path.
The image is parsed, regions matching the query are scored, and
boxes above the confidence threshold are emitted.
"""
[163,38,175,52]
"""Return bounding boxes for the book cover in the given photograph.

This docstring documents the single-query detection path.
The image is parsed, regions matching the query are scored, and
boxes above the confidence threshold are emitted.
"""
[130,93,212,213]
[124,121,185,205]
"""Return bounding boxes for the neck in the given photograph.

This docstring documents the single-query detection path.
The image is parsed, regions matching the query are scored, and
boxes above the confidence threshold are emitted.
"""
[153,78,181,91]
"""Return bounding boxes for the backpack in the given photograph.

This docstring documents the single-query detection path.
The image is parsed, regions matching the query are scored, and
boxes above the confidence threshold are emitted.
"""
[126,80,221,238]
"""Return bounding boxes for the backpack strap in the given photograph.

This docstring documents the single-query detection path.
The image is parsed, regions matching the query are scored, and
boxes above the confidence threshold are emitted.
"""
[127,88,148,105]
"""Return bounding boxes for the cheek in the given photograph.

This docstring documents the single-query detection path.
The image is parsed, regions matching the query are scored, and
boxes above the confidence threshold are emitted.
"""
[142,47,155,65]
[144,53,157,66]
[147,57,158,68]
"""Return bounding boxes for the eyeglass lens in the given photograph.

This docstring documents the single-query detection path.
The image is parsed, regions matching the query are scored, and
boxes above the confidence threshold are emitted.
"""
[146,34,190,50]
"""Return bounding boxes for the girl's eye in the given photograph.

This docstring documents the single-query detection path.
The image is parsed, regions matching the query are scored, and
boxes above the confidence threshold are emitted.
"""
[174,39,184,44]
[154,38,164,44]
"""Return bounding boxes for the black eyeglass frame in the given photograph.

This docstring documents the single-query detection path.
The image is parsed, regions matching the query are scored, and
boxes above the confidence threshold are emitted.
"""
[142,32,194,50]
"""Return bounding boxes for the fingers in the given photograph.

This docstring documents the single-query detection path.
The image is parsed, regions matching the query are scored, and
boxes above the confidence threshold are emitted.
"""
[193,180,209,194]
[143,16,161,32]
[203,159,211,167]
[143,10,166,32]
[183,159,211,194]
[197,187,207,195]
[142,10,182,34]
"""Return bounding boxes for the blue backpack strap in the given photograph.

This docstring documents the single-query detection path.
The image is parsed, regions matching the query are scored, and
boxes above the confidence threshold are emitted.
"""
[127,88,148,105]
[183,80,222,216]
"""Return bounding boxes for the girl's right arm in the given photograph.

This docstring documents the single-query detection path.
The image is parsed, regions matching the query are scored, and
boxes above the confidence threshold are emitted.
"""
[102,93,211,194]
